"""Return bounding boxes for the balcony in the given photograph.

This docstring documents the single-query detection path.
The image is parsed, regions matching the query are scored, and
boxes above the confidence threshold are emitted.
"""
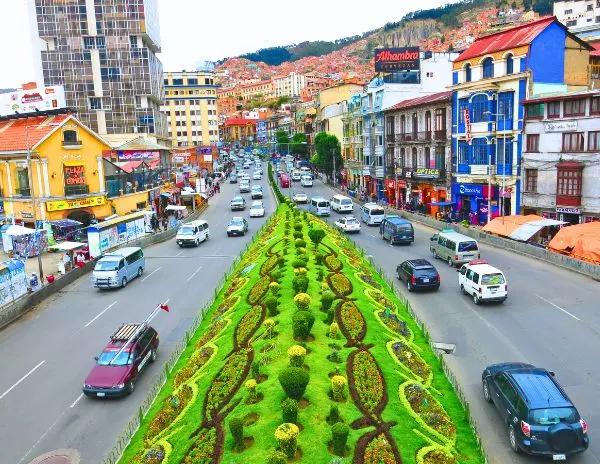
[386,133,395,143]
[396,132,434,143]
[434,130,447,141]
[556,194,581,208]
[62,139,82,148]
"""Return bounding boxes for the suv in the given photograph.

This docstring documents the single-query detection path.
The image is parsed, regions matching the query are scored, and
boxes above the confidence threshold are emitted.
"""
[83,323,159,397]
[396,259,440,292]
[482,362,588,459]
[230,196,246,211]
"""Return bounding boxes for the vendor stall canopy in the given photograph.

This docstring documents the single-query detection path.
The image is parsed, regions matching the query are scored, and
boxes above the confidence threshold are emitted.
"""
[482,215,566,242]
[548,221,600,264]
[47,219,83,228]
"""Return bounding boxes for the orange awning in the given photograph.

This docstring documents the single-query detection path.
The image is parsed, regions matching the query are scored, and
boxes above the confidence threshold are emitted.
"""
[548,222,600,264]
[481,214,544,238]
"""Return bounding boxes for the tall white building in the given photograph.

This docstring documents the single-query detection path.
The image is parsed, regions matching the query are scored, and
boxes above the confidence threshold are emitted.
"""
[273,72,307,98]
[554,0,600,37]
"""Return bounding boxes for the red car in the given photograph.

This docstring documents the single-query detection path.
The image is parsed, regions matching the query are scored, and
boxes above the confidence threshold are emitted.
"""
[280,174,290,188]
[83,323,159,397]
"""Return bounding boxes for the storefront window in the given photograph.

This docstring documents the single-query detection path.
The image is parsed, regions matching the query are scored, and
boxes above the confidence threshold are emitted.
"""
[471,95,488,123]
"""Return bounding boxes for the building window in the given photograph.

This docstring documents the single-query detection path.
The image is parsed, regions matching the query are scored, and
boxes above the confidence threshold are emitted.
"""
[83,36,95,49]
[172,78,183,85]
[100,67,121,81]
[588,3,594,10]
[547,101,560,118]
[458,98,469,124]
[435,145,445,169]
[471,94,488,123]
[89,97,102,110]
[482,57,494,78]
[505,54,513,74]
[566,19,577,27]
[472,138,488,164]
[525,169,538,192]
[526,134,539,152]
[464,64,472,82]
[588,131,600,151]
[497,92,513,119]
[564,8,573,14]
[434,108,446,133]
[130,36,138,48]
[557,166,582,197]
[525,103,544,119]
[95,36,105,49]
[563,132,584,152]
[497,137,513,166]
[17,168,30,196]
[564,98,586,116]
[424,147,431,168]
[591,96,600,114]
[188,78,198,85]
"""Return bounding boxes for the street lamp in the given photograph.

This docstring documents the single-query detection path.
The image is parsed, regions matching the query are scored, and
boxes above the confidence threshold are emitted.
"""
[25,126,45,284]
[484,110,508,222]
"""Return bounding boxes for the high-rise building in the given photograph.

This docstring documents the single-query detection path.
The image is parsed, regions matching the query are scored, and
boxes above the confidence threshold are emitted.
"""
[29,0,167,147]
[162,71,219,147]
[273,72,307,98]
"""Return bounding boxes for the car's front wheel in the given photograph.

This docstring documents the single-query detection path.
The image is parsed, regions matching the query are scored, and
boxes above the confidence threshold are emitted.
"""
[508,424,520,453]
[482,379,492,402]
[126,379,135,395]
[150,349,157,363]
[121,277,127,288]
[407,281,413,292]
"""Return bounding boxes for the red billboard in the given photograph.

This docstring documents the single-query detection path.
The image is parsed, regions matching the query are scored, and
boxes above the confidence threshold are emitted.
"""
[374,48,420,72]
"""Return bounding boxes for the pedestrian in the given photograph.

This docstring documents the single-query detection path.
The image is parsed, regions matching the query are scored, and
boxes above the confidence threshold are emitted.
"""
[162,216,168,231]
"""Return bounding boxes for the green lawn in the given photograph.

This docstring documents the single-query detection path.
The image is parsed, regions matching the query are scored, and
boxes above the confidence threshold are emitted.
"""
[119,202,484,464]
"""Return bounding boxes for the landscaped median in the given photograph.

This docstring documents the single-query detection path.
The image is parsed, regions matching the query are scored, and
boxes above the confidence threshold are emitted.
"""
[118,200,485,464]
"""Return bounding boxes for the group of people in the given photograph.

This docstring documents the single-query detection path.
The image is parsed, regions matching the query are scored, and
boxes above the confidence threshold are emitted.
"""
[149,214,170,232]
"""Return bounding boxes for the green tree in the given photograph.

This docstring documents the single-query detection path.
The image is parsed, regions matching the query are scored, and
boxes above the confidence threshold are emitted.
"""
[276,129,290,153]
[314,132,342,181]
[290,133,308,158]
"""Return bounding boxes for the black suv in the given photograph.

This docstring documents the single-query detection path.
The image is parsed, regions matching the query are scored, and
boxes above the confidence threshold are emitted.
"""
[482,362,588,459]
[396,259,440,292]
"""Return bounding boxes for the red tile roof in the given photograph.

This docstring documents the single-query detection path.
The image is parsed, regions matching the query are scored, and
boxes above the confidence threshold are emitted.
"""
[591,42,600,57]
[0,114,72,152]
[223,118,258,126]
[455,17,555,62]
[387,91,452,111]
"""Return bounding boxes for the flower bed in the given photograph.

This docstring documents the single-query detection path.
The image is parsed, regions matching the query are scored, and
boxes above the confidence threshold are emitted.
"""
[351,350,384,414]
[174,346,215,387]
[225,277,248,296]
[329,273,353,297]
[404,383,456,439]
[247,275,271,305]
[323,254,343,272]
[357,272,382,290]
[422,448,457,464]
[365,288,397,312]
[390,341,431,381]
[212,296,241,321]
[204,349,251,419]
[377,310,411,339]
[234,305,264,347]
[260,254,279,275]
[196,320,227,348]
[339,301,366,342]
[182,428,217,464]
[146,385,193,442]
[363,434,396,462]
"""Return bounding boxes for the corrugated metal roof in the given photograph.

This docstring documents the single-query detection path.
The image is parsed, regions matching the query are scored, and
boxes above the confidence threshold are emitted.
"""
[223,118,258,126]
[455,17,556,62]
[116,136,166,151]
[591,42,600,57]
[386,91,452,112]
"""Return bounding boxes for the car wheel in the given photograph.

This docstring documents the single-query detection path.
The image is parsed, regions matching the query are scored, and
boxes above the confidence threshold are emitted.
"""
[473,293,480,305]
[447,257,454,267]
[508,424,520,453]
[126,379,136,395]
[195,239,199,247]
[389,235,394,245]
[227,232,231,237]
[397,271,401,281]
[407,281,413,292]
[482,379,492,403]
[137,267,143,278]
[432,249,437,259]
[121,277,127,288]
[150,349,157,363]
[460,284,466,295]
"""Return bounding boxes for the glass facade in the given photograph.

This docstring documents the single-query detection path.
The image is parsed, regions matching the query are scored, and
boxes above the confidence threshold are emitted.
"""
[35,0,167,139]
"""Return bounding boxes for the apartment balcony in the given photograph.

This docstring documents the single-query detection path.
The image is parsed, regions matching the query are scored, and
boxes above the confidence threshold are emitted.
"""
[433,130,447,141]
[396,132,432,143]
[386,133,395,143]
[556,194,581,208]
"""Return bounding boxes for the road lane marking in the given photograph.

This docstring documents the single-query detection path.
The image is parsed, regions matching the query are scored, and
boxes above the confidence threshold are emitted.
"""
[175,250,184,257]
[535,294,581,321]
[70,393,84,408]
[84,301,117,327]
[187,265,203,281]
[18,408,67,464]
[0,360,46,401]
[142,266,162,282]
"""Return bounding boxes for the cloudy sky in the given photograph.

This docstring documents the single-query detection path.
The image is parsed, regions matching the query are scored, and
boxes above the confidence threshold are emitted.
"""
[0,0,449,88]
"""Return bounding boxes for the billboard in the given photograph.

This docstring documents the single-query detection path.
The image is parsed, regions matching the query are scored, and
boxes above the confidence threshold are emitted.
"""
[0,85,66,116]
[374,48,420,72]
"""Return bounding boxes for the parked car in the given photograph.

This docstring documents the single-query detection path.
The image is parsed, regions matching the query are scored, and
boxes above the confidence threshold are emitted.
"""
[482,362,588,459]
[251,185,263,199]
[458,260,507,304]
[396,259,440,292]
[334,216,361,233]
[227,217,249,236]
[230,196,246,211]
[249,200,265,217]
[83,323,159,397]
[229,174,237,183]
[293,192,308,204]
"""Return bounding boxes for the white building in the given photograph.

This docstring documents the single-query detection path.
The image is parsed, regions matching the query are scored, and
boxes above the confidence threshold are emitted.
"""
[554,0,600,38]
[273,72,307,98]
[522,90,600,224]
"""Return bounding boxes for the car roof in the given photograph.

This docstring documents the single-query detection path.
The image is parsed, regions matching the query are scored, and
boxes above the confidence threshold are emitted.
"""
[505,368,572,409]
[344,216,358,220]
[105,323,153,351]
[385,216,411,225]
[231,216,244,221]
[251,201,263,206]
[438,229,476,241]
[462,263,503,274]
[104,247,141,258]
[405,259,434,269]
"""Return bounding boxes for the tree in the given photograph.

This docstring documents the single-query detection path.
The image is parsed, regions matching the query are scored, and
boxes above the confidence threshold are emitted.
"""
[314,132,342,181]
[276,129,290,153]
[290,133,308,158]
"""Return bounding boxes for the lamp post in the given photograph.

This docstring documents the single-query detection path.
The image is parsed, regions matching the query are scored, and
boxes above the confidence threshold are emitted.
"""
[25,126,44,285]
[484,109,508,221]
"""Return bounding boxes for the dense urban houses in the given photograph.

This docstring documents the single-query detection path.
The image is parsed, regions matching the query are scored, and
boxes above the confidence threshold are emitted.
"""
[315,81,365,147]
[383,91,452,213]
[239,80,274,101]
[450,17,591,224]
[31,0,168,146]
[342,94,364,191]
[521,90,600,225]
[361,53,456,199]
[219,117,257,147]
[161,71,219,147]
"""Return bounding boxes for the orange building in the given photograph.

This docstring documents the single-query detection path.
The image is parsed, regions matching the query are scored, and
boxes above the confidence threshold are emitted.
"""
[219,118,258,147]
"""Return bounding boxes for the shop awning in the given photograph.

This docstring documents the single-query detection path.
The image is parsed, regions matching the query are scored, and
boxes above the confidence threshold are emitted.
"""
[48,241,86,251]
[482,215,566,242]
[508,219,566,242]
[47,219,83,228]
[165,205,187,211]
[119,161,143,173]
[4,225,36,236]
[428,201,455,207]
[548,221,600,263]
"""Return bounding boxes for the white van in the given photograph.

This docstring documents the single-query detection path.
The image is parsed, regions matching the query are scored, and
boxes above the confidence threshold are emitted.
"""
[308,196,331,216]
[458,260,507,304]
[176,220,210,247]
[301,175,313,187]
[92,247,145,289]
[331,194,354,213]
[360,203,385,225]
[430,229,480,267]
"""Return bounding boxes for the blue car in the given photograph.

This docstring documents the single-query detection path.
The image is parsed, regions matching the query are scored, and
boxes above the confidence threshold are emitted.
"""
[379,216,414,245]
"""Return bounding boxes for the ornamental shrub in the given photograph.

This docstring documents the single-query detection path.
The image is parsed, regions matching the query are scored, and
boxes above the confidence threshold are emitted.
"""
[329,322,339,339]
[315,252,324,265]
[229,417,244,452]
[327,405,341,425]
[250,361,260,380]
[296,247,307,255]
[292,275,309,294]
[292,310,315,340]
[278,367,310,400]
[331,422,350,456]
[263,318,276,336]
[287,345,307,367]
[245,379,258,402]
[277,256,285,268]
[325,307,336,325]
[268,282,280,296]
[331,375,347,401]
[295,239,307,248]
[265,296,279,316]
[292,257,308,268]
[274,423,300,458]
[317,268,324,281]
[294,267,308,276]
[321,291,335,310]
[266,450,288,464]
[308,227,326,248]
[293,231,303,239]
[281,397,299,424]
[294,224,303,232]
[293,293,311,310]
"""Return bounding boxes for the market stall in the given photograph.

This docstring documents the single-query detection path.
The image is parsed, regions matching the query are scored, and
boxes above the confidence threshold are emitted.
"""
[1,225,48,258]
[87,211,148,258]
[45,219,84,244]
[0,259,29,307]
[548,222,600,264]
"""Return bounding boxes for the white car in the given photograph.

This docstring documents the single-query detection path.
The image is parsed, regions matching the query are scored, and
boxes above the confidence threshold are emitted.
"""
[293,192,308,204]
[252,172,261,180]
[249,200,265,217]
[458,260,507,305]
[239,181,251,193]
[251,186,263,199]
[300,175,313,187]
[291,171,302,181]
[239,173,250,181]
[334,216,361,234]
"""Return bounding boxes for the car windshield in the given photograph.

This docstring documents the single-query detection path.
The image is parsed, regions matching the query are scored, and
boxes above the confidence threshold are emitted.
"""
[397,224,413,231]
[415,268,437,278]
[230,219,244,225]
[97,350,132,366]
[370,208,385,215]
[178,227,194,235]
[531,407,579,426]
[458,241,478,252]
[347,219,359,225]
[341,199,352,205]
[95,260,119,271]
[481,273,505,285]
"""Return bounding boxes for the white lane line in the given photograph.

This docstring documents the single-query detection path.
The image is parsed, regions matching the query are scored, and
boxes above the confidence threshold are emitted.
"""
[535,294,581,321]
[187,265,203,282]
[84,301,117,327]
[175,250,184,257]
[0,360,46,401]
[18,409,67,464]
[142,266,162,282]
[70,393,84,408]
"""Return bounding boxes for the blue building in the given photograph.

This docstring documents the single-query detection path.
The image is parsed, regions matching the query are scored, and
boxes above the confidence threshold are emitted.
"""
[450,17,591,223]
[256,120,267,144]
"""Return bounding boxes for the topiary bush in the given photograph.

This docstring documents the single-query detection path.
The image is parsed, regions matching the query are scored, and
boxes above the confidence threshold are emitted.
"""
[275,423,300,458]
[269,281,280,296]
[293,231,303,239]
[287,345,307,367]
[265,296,279,316]
[331,375,347,401]
[229,417,244,452]
[308,227,326,248]
[292,275,309,294]
[327,405,341,425]
[277,256,285,268]
[245,379,258,402]
[293,292,311,310]
[325,307,336,325]
[331,422,349,457]
[281,397,299,424]
[295,239,307,248]
[321,291,335,311]
[329,322,339,339]
[292,257,308,268]
[278,366,310,400]
[315,252,324,265]
[266,450,288,464]
[292,310,315,340]
[294,224,303,232]
[251,361,260,380]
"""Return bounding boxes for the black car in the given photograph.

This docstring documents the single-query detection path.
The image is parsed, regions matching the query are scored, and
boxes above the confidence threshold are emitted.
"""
[396,259,440,292]
[482,362,588,459]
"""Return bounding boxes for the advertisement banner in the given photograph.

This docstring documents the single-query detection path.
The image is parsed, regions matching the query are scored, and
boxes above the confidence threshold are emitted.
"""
[117,151,160,160]
[0,85,66,117]
[414,168,440,179]
[374,47,420,72]
[46,195,106,212]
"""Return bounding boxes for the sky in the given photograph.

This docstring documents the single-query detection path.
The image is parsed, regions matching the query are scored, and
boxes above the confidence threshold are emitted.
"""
[0,0,449,88]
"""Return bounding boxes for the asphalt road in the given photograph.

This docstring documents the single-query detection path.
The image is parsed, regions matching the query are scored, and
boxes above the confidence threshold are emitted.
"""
[292,177,600,464]
[0,164,273,464]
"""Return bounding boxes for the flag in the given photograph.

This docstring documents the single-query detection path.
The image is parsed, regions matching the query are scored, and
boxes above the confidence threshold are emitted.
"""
[160,303,170,312]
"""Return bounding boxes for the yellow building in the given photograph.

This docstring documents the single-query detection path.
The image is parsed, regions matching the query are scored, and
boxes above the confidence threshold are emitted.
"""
[0,113,152,225]
[162,71,220,147]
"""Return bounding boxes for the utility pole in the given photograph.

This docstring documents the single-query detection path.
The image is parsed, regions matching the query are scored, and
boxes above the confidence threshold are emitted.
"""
[26,126,44,284]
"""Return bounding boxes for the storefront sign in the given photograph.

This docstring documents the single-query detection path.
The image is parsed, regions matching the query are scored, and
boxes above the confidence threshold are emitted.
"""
[21,212,33,218]
[397,180,407,188]
[386,179,395,189]
[118,150,160,160]
[464,109,472,143]
[374,47,420,72]
[544,120,577,133]
[64,165,86,185]
[414,168,440,179]
[556,206,581,214]
[46,195,106,212]
[453,183,484,197]
[173,156,185,163]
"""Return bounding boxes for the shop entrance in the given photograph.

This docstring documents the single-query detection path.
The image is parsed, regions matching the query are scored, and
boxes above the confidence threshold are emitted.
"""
[561,213,580,225]
[67,209,95,227]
